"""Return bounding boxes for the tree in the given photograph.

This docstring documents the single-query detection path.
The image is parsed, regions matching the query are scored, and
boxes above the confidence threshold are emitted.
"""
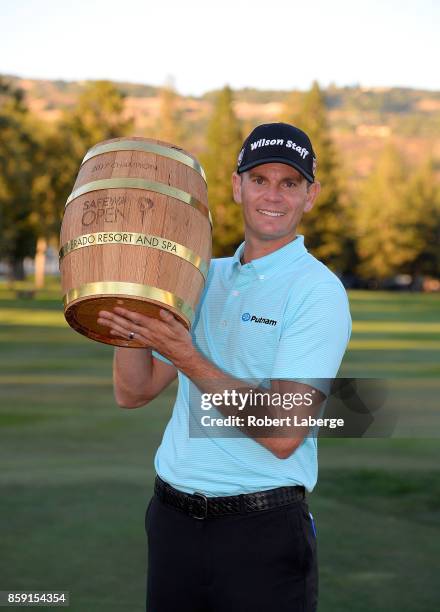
[355,143,434,280]
[202,86,243,257]
[52,80,134,193]
[29,122,74,288]
[155,81,184,145]
[61,80,134,152]
[0,78,39,280]
[281,90,301,124]
[32,81,134,287]
[285,82,350,272]
[403,158,440,277]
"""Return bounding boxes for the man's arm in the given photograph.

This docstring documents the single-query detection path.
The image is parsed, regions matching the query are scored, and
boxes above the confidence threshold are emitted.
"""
[112,347,177,409]
[99,307,325,457]
[178,353,326,459]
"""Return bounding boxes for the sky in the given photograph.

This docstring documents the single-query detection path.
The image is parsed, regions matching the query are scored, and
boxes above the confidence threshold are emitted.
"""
[1,0,439,96]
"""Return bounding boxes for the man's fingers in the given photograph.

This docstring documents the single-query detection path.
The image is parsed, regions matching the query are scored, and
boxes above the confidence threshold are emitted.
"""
[109,328,132,340]
[98,317,133,338]
[100,306,184,334]
[98,310,140,331]
[159,308,186,330]
[159,309,174,321]
[97,306,187,353]
[98,308,156,333]
[112,307,185,339]
[112,306,156,328]
[112,306,182,329]
[106,321,134,340]
[97,315,154,343]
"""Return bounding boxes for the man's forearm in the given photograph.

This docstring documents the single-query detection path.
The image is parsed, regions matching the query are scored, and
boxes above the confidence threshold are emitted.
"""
[174,349,324,459]
[113,347,154,407]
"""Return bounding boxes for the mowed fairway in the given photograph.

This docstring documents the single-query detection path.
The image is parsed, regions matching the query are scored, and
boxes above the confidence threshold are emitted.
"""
[0,287,439,611]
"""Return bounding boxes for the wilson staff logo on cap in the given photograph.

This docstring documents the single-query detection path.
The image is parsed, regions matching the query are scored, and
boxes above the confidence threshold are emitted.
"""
[237,122,317,183]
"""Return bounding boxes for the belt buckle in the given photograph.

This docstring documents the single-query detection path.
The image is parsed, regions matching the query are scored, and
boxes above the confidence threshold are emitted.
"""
[190,491,208,520]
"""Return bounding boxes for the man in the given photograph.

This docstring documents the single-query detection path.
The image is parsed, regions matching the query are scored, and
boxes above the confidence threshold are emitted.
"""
[98,122,351,611]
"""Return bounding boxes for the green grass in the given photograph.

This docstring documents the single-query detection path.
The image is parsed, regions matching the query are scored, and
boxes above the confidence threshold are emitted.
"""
[0,283,439,611]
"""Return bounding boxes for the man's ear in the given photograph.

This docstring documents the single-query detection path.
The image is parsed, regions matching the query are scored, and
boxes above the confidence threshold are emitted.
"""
[232,172,242,204]
[304,180,321,213]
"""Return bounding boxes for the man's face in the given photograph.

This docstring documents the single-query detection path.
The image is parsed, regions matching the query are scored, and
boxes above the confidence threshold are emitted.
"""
[232,163,320,245]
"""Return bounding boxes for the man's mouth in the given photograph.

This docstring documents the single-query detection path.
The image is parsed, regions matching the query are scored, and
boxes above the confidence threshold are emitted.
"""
[257,209,286,217]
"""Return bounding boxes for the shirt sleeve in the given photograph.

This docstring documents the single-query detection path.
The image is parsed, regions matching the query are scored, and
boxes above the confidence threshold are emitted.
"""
[270,282,352,394]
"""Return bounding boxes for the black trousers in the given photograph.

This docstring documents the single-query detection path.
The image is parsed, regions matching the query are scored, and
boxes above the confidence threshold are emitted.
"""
[145,492,318,612]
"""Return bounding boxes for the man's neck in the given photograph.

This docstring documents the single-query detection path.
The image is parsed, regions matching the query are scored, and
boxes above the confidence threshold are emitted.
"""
[240,234,298,265]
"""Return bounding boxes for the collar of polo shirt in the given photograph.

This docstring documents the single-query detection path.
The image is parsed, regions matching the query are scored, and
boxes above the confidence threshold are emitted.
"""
[231,235,307,279]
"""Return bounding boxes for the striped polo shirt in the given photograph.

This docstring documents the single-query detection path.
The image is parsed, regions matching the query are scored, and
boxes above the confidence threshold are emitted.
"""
[153,234,352,496]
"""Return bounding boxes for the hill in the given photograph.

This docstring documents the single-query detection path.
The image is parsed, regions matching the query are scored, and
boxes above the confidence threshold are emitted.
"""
[3,74,440,183]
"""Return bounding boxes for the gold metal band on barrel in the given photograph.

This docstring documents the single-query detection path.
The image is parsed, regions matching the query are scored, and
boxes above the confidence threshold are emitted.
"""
[63,282,195,323]
[81,140,207,183]
[65,178,211,225]
[59,231,209,280]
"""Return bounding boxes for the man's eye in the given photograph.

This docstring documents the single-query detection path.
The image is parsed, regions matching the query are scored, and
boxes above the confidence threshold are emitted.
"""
[284,181,296,188]
[253,177,264,184]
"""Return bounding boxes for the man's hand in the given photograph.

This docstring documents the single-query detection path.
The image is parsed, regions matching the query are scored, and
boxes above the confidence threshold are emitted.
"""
[97,307,197,369]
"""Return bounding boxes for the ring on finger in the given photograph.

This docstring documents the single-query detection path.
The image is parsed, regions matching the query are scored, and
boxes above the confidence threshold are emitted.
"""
[128,331,135,340]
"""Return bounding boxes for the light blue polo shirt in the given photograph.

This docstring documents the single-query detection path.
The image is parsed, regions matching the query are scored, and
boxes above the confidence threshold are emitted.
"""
[153,235,351,496]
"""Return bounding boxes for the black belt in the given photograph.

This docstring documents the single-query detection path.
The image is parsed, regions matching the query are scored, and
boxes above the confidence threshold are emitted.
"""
[154,475,305,520]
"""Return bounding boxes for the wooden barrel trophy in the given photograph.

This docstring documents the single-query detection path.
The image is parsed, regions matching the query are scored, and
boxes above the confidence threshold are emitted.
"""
[59,137,211,347]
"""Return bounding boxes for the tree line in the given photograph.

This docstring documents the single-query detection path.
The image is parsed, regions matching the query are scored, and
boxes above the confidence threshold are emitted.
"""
[0,77,439,286]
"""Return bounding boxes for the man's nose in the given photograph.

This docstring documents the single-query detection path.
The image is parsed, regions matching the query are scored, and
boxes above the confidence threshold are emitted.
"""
[264,185,283,202]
